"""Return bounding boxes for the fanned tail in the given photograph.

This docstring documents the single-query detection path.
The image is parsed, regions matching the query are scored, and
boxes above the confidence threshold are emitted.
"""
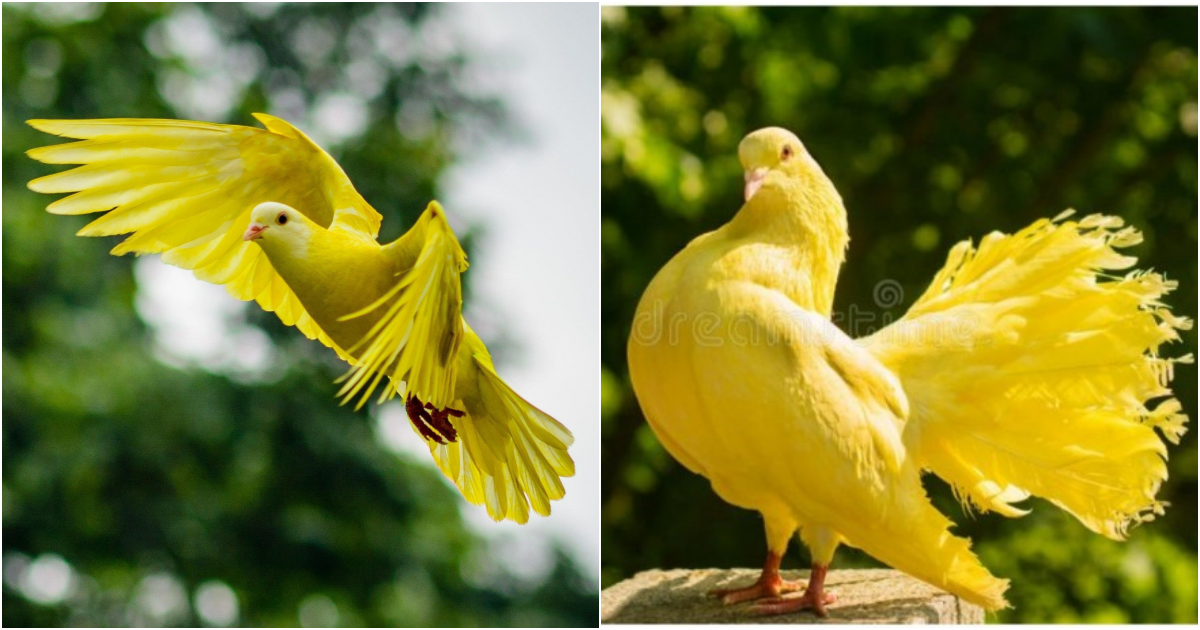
[863,211,1191,539]
[419,355,574,524]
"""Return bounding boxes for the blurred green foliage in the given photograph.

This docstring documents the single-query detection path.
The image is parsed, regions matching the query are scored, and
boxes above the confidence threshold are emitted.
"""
[3,3,593,627]
[601,6,1197,623]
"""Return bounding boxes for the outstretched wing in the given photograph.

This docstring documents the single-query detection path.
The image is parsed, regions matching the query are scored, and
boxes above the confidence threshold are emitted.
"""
[336,201,468,409]
[26,114,381,355]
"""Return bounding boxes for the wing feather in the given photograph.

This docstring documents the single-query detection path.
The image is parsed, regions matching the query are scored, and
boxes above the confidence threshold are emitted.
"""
[336,202,468,409]
[26,114,382,357]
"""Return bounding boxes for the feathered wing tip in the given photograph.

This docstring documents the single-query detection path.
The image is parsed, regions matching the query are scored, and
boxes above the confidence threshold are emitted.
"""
[419,358,574,524]
[867,211,1192,540]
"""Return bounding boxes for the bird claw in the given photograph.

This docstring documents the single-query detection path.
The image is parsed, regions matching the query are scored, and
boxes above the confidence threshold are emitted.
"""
[422,402,460,442]
[753,590,837,617]
[406,395,460,443]
[709,578,805,605]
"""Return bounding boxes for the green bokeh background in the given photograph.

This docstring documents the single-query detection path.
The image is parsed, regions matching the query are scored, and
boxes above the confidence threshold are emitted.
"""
[601,6,1197,623]
[3,3,594,627]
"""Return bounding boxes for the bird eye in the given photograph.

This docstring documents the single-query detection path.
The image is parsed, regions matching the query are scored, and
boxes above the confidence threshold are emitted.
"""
[277,212,288,226]
[781,145,794,161]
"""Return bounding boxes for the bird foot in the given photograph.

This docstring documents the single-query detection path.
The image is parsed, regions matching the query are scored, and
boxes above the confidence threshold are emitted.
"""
[405,395,461,444]
[753,589,837,617]
[709,577,805,605]
[424,401,462,442]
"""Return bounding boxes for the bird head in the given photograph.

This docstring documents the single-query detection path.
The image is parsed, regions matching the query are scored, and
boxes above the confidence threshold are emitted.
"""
[738,127,821,203]
[243,201,314,248]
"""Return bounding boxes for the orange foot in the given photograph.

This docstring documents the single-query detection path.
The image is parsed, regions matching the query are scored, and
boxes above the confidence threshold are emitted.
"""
[753,564,835,617]
[754,589,837,617]
[711,577,805,605]
[708,552,803,605]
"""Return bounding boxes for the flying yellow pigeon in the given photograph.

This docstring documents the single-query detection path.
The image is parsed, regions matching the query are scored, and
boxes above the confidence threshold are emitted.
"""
[27,114,574,524]
[628,127,1190,615]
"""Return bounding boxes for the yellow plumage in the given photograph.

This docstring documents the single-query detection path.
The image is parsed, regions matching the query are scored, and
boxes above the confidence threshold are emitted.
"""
[628,127,1189,613]
[27,115,574,524]
[864,211,1190,539]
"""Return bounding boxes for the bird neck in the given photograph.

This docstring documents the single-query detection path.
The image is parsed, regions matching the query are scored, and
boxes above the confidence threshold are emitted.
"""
[255,226,397,353]
[728,177,849,316]
[254,227,315,279]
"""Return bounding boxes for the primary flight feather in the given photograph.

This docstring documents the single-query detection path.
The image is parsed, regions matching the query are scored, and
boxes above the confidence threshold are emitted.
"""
[27,114,574,524]
[627,127,1190,615]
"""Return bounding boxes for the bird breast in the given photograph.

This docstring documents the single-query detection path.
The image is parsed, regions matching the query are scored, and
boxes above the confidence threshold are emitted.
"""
[260,236,399,357]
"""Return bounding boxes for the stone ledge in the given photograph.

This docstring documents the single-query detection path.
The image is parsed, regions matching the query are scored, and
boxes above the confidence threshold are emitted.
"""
[601,568,983,624]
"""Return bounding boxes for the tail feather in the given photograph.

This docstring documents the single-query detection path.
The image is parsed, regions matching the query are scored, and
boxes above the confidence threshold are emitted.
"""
[838,476,1010,610]
[864,211,1191,539]
[419,357,574,524]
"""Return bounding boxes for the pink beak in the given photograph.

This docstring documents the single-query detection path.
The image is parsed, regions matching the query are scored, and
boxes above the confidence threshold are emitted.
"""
[744,168,768,202]
[242,222,268,241]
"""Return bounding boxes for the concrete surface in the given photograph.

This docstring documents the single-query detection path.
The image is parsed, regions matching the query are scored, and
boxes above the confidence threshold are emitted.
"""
[600,568,985,624]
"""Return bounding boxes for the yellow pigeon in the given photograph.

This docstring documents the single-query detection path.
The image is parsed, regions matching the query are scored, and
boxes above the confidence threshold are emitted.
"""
[627,127,1190,615]
[26,114,574,524]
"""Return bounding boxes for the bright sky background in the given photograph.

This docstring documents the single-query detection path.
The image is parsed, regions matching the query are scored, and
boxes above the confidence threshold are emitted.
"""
[134,2,598,588]
[441,2,600,583]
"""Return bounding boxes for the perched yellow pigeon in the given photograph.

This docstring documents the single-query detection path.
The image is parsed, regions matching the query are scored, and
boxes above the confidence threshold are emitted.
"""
[27,114,574,524]
[628,127,1190,615]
